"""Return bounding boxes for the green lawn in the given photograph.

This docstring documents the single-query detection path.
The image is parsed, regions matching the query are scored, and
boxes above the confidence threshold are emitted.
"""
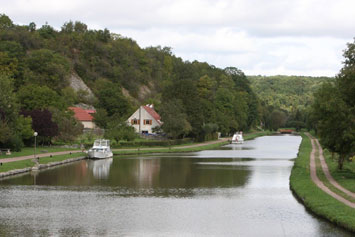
[0,152,86,173]
[0,147,80,159]
[323,149,355,193]
[38,152,86,164]
[290,133,355,232]
[0,159,34,173]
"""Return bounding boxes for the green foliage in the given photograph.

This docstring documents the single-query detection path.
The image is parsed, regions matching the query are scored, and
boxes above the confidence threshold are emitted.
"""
[0,74,18,121]
[160,99,192,139]
[92,108,109,129]
[311,39,355,169]
[18,84,66,110]
[104,119,137,142]
[0,14,13,29]
[15,115,34,140]
[24,49,70,90]
[94,78,133,117]
[249,75,334,112]
[0,120,11,144]
[50,108,83,142]
[290,134,355,232]
[1,15,261,145]
[269,110,287,131]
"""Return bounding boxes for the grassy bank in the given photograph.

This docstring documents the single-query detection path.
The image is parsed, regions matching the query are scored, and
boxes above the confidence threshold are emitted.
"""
[113,130,273,156]
[290,133,355,232]
[0,147,80,159]
[0,159,34,173]
[322,149,355,193]
[38,152,86,164]
[0,153,85,173]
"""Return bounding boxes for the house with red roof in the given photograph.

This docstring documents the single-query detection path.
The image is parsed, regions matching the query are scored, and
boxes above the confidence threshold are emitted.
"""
[127,104,162,134]
[69,107,96,129]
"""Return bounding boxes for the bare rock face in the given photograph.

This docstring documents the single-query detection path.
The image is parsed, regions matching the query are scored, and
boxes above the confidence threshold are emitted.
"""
[69,72,95,98]
[75,103,96,110]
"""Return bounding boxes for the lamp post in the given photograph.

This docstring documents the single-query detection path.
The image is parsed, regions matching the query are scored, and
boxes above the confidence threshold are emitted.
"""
[34,132,38,159]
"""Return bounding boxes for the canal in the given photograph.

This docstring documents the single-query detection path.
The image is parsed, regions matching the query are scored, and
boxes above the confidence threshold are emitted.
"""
[0,135,352,236]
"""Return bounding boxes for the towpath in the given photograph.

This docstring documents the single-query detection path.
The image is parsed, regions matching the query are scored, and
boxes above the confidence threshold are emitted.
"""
[306,132,355,208]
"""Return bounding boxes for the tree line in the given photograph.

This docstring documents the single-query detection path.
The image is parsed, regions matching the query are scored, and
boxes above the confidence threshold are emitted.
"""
[0,14,259,149]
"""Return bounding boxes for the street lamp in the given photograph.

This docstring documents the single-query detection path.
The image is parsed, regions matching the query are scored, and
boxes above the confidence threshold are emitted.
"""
[34,132,38,159]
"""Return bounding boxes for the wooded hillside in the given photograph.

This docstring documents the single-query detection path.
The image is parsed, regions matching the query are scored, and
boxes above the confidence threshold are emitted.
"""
[0,14,260,149]
[248,75,334,112]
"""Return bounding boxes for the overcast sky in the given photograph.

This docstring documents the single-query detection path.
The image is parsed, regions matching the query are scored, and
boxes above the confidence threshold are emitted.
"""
[1,0,354,76]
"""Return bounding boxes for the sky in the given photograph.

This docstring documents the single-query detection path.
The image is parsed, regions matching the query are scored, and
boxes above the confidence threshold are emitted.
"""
[1,0,355,76]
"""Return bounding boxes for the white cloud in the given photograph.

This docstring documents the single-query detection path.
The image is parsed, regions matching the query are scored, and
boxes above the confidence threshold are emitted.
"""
[1,0,354,76]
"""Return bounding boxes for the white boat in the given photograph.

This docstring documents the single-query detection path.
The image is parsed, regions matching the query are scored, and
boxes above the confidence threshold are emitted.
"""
[231,132,244,144]
[88,139,113,159]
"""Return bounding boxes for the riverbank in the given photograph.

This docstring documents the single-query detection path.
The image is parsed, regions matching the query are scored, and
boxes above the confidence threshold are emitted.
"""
[112,130,274,156]
[0,131,273,178]
[290,133,355,232]
[0,153,86,177]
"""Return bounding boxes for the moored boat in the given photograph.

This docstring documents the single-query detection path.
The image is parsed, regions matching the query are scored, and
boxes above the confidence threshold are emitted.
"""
[231,132,244,144]
[88,139,113,159]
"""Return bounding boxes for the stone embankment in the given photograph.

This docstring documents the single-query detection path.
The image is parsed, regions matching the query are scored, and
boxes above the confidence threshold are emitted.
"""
[0,156,86,178]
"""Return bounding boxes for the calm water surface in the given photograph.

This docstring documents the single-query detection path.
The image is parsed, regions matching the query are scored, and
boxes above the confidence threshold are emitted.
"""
[0,135,352,236]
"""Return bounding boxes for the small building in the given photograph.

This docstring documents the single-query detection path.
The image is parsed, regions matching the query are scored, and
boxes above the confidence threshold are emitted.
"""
[127,105,162,134]
[69,107,96,129]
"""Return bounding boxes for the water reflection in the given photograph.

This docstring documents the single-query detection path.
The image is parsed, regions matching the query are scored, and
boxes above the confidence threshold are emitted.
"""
[87,158,113,179]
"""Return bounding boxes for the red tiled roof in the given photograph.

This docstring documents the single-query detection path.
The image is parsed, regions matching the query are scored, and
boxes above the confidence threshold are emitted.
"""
[69,107,94,121]
[85,110,96,114]
[143,106,161,124]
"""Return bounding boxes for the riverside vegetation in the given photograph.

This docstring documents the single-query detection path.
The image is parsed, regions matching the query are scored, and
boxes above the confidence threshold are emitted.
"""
[290,133,355,232]
[0,13,354,231]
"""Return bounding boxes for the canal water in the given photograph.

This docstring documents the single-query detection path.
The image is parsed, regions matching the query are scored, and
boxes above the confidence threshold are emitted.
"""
[0,135,352,236]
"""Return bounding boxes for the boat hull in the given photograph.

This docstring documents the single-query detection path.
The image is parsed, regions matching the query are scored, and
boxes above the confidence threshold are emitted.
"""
[88,150,113,159]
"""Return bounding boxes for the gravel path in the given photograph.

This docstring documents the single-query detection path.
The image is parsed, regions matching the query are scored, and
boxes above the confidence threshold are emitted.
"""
[306,133,355,208]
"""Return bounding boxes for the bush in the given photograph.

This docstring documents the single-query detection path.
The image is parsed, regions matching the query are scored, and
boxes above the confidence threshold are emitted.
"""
[7,134,24,151]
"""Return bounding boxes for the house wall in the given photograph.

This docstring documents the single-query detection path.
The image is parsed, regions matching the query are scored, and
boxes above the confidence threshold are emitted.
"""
[127,106,160,134]
[81,121,96,129]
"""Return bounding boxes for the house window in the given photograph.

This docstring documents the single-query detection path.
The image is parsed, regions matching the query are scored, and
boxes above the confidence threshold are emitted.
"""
[131,119,140,125]
[144,119,152,125]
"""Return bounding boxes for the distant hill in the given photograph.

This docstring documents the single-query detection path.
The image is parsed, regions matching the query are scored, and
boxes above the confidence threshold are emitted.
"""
[248,75,334,112]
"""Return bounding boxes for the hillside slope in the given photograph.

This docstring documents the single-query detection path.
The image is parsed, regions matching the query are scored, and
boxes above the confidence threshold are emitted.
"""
[248,75,334,112]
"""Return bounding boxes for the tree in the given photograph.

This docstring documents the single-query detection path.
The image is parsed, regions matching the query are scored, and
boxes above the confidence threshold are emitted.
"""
[269,110,287,131]
[50,108,83,142]
[311,39,355,169]
[160,99,192,139]
[0,14,13,29]
[0,74,18,122]
[21,109,59,145]
[18,84,66,110]
[104,118,136,142]
[95,79,132,118]
[24,49,70,90]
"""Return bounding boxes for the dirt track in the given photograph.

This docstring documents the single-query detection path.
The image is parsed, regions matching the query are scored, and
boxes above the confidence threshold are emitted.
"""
[306,133,355,208]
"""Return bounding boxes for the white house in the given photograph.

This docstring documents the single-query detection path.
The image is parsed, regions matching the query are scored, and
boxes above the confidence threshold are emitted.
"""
[127,105,162,134]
